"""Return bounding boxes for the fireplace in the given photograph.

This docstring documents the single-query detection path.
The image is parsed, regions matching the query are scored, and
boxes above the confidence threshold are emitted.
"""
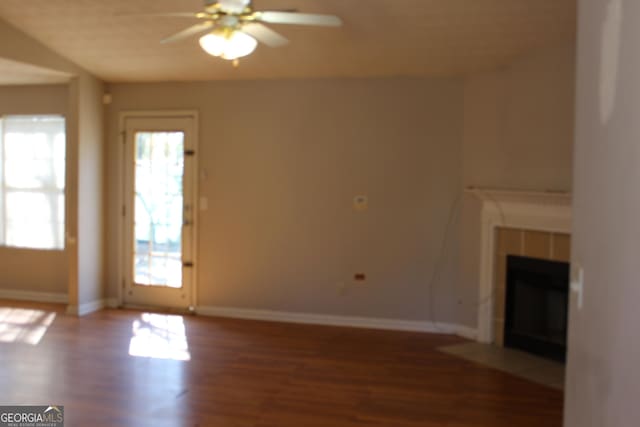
[504,255,569,362]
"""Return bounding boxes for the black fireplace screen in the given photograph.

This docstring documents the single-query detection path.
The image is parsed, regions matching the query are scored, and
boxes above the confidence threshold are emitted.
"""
[504,255,569,362]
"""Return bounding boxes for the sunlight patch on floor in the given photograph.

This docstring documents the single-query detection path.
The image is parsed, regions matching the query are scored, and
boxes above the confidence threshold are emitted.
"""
[0,308,56,345]
[128,313,191,361]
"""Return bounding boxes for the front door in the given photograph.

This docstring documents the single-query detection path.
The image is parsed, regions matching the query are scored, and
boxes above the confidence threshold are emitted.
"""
[122,116,196,309]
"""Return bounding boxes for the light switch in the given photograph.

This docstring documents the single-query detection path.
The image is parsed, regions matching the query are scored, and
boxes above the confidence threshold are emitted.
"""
[570,264,584,309]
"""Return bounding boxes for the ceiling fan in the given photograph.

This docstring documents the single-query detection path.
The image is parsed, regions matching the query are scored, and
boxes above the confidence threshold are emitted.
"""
[143,0,343,62]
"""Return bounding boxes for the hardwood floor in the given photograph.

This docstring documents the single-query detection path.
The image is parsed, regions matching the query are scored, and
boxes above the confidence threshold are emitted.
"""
[0,300,563,426]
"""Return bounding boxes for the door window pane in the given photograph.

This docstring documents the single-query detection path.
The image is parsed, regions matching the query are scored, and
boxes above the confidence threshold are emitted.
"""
[133,131,184,288]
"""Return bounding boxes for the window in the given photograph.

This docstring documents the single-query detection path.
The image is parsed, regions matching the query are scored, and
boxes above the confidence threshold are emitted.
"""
[0,115,66,250]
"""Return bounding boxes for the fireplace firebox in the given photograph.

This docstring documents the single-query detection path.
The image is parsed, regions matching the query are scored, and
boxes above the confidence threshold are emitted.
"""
[504,255,569,362]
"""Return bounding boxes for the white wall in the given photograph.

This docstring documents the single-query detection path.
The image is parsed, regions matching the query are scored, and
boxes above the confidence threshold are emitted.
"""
[105,78,463,322]
[75,76,105,307]
[463,42,576,192]
[0,84,68,295]
[565,0,640,425]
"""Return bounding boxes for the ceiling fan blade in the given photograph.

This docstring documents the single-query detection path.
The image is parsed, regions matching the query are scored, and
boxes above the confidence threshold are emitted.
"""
[161,21,215,44]
[242,23,289,47]
[116,12,205,18]
[267,8,298,13]
[256,11,342,27]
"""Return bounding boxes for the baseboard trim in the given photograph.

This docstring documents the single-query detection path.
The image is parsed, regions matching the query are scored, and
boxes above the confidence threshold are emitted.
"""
[454,325,479,340]
[0,291,479,338]
[66,299,105,316]
[0,289,68,304]
[104,298,119,309]
[196,306,477,338]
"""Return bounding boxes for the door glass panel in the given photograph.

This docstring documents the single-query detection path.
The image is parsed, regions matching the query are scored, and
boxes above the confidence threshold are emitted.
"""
[133,131,184,288]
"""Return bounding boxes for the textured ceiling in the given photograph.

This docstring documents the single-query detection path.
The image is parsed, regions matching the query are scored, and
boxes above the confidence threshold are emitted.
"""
[0,0,576,82]
[0,57,72,85]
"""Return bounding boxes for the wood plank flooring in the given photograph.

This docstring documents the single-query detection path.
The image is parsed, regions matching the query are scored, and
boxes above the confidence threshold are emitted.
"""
[0,301,563,426]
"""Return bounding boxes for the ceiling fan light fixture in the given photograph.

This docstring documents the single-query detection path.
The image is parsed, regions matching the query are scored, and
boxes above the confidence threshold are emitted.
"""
[199,29,257,60]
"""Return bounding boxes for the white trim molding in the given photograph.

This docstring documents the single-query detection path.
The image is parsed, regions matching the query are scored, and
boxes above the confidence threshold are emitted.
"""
[197,305,477,338]
[466,188,572,343]
[105,298,119,309]
[0,289,68,304]
[455,325,479,341]
[116,110,200,310]
[66,299,105,316]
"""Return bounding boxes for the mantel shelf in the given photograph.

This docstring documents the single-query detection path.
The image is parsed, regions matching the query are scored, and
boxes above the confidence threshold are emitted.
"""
[465,188,571,207]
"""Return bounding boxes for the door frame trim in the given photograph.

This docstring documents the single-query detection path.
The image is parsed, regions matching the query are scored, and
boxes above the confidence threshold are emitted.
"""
[117,110,200,309]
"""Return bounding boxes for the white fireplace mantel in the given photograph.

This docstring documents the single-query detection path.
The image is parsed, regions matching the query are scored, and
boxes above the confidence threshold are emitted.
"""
[465,188,573,343]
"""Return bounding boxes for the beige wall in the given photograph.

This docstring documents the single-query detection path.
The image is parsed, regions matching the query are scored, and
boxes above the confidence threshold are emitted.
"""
[0,84,68,295]
[0,14,576,324]
[455,42,577,331]
[565,0,640,425]
[105,78,463,321]
[463,42,576,192]
[0,20,105,310]
[454,193,483,328]
[0,17,79,75]
[0,84,68,113]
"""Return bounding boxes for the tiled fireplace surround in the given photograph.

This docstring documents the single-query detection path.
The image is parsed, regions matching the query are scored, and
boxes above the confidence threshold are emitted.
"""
[493,228,571,346]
